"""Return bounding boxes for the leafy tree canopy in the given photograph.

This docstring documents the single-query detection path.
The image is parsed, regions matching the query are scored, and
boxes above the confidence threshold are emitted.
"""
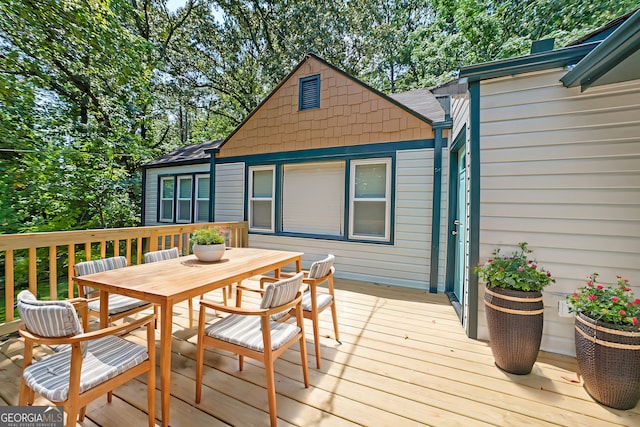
[0,0,636,233]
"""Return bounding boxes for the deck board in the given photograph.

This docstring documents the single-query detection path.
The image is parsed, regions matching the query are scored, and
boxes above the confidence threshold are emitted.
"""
[1,278,639,426]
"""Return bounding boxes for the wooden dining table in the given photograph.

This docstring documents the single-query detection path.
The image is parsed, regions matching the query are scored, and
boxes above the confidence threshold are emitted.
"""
[74,247,303,427]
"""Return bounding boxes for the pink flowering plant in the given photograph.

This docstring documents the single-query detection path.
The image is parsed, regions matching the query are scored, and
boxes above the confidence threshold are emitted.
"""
[567,273,640,331]
[474,242,555,292]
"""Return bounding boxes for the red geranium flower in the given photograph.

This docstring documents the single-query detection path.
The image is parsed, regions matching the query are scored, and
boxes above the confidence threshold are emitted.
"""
[588,295,597,301]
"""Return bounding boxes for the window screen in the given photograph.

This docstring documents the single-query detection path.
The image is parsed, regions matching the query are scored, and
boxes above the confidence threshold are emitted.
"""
[282,162,344,235]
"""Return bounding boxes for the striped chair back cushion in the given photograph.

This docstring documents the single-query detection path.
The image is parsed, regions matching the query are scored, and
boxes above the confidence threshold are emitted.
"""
[308,254,335,279]
[260,272,304,320]
[74,256,127,296]
[144,247,180,263]
[17,290,83,337]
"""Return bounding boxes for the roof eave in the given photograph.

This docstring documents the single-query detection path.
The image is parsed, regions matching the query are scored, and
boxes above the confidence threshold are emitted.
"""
[561,10,640,91]
[459,42,599,83]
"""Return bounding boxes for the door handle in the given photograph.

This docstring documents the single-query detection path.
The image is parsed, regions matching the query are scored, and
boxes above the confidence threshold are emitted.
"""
[451,230,458,235]
[453,220,460,226]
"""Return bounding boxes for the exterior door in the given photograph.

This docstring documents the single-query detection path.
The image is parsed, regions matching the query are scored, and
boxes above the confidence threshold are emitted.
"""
[453,146,467,309]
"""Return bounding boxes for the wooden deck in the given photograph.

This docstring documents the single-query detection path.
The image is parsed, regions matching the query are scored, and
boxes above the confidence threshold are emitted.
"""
[1,278,639,426]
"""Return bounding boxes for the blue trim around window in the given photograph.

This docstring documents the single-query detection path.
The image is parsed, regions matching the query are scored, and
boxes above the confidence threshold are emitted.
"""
[241,146,406,245]
[298,74,321,111]
[156,172,210,224]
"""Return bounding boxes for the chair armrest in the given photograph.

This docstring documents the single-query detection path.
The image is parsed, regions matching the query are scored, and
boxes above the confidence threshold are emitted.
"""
[66,298,89,330]
[200,292,303,317]
[18,314,156,346]
[237,283,266,295]
[199,298,269,316]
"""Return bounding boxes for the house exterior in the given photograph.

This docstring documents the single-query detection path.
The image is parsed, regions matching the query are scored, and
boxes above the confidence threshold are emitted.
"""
[142,10,640,357]
[447,9,640,356]
[143,53,452,291]
[142,140,221,225]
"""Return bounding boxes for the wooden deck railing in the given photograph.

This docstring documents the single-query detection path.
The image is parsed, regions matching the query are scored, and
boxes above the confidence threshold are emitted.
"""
[0,222,248,329]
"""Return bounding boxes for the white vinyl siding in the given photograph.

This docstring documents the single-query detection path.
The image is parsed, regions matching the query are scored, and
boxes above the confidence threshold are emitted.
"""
[349,158,392,241]
[195,175,209,222]
[249,149,433,289]
[176,176,193,223]
[214,163,245,221]
[476,69,640,356]
[248,165,275,232]
[282,161,344,235]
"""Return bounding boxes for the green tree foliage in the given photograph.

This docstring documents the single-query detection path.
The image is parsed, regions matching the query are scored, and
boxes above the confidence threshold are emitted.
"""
[0,0,637,234]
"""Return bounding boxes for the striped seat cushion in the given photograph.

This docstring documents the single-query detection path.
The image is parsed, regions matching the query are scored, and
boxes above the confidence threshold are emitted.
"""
[88,294,150,315]
[308,254,335,279]
[205,315,301,352]
[17,290,83,337]
[74,256,128,296]
[144,247,179,263]
[23,335,148,402]
[302,292,333,312]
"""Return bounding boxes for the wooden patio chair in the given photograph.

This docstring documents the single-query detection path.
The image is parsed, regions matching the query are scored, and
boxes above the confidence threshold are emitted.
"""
[195,272,309,427]
[254,254,340,368]
[74,256,157,327]
[16,290,156,427]
[145,247,229,328]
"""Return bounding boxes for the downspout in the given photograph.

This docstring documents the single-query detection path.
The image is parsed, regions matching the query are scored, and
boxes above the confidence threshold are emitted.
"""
[429,95,453,293]
[467,81,481,339]
[208,148,219,222]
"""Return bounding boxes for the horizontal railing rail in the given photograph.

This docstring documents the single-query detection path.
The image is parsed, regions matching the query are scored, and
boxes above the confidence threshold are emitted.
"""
[0,221,248,331]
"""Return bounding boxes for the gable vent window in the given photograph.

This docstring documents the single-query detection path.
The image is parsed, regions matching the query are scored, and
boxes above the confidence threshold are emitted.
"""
[299,75,320,111]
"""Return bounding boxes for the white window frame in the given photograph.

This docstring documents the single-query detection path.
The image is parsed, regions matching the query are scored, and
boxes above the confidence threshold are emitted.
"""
[248,165,275,233]
[349,158,392,241]
[176,175,193,223]
[159,176,175,223]
[195,174,210,223]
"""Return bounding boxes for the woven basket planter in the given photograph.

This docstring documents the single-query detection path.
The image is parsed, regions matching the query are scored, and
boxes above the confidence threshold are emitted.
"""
[484,287,544,375]
[575,313,640,410]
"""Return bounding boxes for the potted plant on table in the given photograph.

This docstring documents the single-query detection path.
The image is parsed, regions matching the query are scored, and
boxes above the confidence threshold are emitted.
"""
[567,273,640,409]
[191,228,226,262]
[474,242,555,374]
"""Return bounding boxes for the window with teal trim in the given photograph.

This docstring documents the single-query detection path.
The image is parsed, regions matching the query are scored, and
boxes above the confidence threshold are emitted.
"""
[349,158,392,241]
[299,75,320,111]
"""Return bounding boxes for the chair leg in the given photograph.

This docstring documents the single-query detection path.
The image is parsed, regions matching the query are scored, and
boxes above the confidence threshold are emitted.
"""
[18,381,31,405]
[195,318,205,403]
[188,298,194,329]
[238,354,244,371]
[79,406,86,421]
[107,391,113,402]
[299,334,310,388]
[147,362,156,427]
[264,358,278,427]
[65,404,79,427]
[331,302,341,344]
[312,311,322,369]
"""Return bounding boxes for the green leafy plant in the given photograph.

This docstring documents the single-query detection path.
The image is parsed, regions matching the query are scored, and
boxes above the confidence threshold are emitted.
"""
[474,242,555,292]
[567,273,640,330]
[191,228,224,245]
